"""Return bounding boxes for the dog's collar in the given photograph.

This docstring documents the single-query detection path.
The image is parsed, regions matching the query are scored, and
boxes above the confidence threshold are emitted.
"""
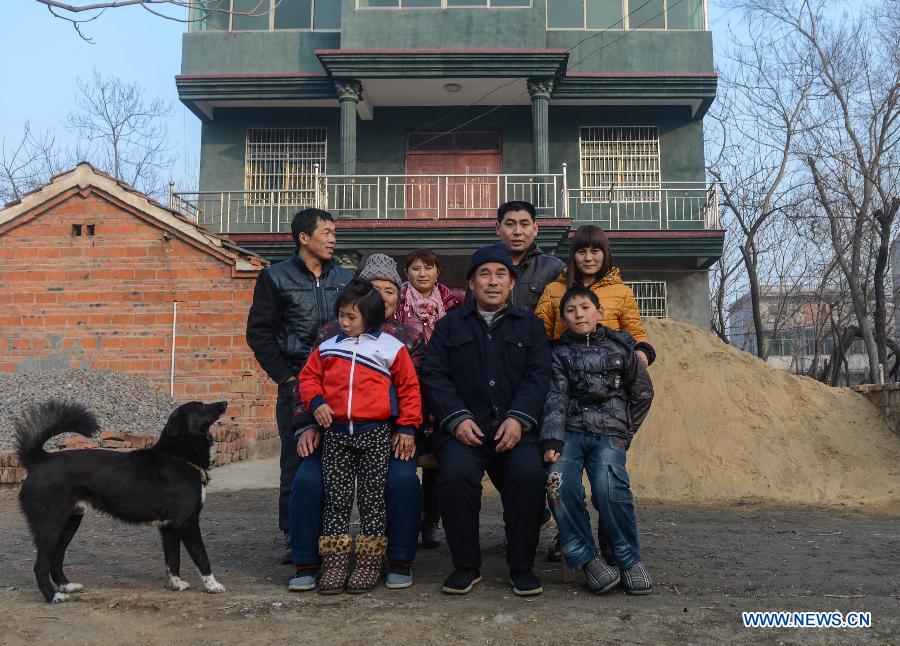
[173,455,209,484]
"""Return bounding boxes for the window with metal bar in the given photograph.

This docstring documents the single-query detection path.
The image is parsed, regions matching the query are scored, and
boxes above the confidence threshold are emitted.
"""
[625,280,667,318]
[244,128,326,205]
[579,126,660,202]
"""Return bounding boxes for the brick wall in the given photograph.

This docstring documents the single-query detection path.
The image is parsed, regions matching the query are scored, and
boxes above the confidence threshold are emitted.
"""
[0,187,277,462]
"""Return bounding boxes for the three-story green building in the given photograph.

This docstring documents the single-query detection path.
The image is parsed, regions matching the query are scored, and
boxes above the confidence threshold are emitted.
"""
[175,0,723,327]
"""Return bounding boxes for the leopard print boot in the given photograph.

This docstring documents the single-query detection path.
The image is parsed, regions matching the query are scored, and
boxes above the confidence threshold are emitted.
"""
[318,534,352,595]
[347,534,388,594]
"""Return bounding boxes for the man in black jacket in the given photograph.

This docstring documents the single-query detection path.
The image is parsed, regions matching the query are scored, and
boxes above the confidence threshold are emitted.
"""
[422,244,551,597]
[495,201,565,313]
[246,208,352,561]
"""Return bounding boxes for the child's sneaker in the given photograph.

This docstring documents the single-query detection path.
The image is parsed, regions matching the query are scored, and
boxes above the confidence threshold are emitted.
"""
[583,555,620,594]
[620,561,653,595]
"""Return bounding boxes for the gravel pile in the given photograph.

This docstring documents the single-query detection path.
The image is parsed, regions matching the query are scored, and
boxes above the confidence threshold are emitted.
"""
[0,369,178,452]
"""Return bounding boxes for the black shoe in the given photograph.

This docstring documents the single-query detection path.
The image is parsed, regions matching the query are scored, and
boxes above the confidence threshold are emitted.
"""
[546,533,561,563]
[281,531,293,565]
[509,569,543,596]
[442,568,482,595]
[420,520,442,549]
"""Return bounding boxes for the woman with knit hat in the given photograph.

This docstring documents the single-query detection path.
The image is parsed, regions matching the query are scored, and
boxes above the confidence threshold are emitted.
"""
[393,249,464,549]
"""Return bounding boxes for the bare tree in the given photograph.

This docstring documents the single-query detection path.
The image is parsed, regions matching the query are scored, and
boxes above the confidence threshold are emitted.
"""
[66,70,175,199]
[707,14,816,359]
[34,1,273,41]
[0,123,70,205]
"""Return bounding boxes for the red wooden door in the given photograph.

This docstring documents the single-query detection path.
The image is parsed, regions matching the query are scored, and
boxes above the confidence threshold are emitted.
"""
[404,154,444,219]
[448,154,502,218]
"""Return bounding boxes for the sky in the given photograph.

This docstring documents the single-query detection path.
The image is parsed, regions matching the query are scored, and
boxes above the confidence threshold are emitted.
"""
[0,1,200,189]
[0,0,736,191]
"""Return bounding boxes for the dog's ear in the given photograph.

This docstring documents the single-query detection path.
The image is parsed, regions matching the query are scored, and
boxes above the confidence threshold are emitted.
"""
[162,407,185,437]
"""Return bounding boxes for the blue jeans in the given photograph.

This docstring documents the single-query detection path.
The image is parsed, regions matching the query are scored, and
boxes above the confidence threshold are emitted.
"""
[289,448,422,565]
[546,434,640,570]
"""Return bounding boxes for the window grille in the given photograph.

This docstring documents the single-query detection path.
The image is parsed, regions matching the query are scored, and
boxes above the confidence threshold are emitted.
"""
[625,280,667,318]
[244,128,326,204]
[579,126,660,202]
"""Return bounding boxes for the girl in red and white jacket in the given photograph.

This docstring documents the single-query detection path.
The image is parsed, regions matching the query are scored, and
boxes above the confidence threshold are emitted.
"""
[299,278,422,595]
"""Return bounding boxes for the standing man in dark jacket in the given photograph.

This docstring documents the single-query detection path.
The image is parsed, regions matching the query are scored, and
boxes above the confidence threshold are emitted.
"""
[495,200,565,558]
[495,201,565,313]
[246,208,352,562]
[422,244,551,597]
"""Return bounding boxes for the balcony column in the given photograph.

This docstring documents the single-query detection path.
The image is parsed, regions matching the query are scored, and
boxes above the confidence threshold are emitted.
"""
[528,77,555,176]
[335,79,363,176]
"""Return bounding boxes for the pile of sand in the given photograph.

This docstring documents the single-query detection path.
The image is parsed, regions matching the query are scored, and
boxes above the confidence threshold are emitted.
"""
[628,318,900,507]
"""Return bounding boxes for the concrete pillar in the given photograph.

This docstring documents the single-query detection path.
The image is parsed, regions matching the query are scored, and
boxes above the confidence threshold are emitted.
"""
[335,79,363,176]
[528,77,555,176]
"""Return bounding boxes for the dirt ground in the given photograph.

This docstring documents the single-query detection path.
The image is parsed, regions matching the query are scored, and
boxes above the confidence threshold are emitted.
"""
[0,487,897,645]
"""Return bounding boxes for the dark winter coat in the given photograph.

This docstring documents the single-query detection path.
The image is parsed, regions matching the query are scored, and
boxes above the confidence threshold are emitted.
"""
[511,244,565,312]
[422,303,552,444]
[540,326,654,454]
[246,256,352,384]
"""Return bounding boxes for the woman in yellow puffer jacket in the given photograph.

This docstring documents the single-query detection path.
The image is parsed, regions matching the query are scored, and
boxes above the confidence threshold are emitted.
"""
[535,224,655,365]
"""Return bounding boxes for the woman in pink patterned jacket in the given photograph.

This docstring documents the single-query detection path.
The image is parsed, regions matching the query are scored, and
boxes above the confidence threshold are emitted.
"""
[393,249,463,550]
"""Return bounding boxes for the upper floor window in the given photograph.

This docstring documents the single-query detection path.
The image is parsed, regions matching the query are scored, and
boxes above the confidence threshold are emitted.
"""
[191,0,341,32]
[245,128,327,204]
[580,126,660,202]
[358,0,530,7]
[547,0,705,30]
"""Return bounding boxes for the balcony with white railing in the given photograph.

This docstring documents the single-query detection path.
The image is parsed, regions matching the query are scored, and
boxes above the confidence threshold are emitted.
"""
[170,167,720,234]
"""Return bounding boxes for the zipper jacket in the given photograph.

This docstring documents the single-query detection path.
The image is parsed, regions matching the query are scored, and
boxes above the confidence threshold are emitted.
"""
[299,330,423,435]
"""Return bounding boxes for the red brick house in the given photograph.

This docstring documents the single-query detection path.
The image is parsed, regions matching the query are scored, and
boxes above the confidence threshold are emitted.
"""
[0,163,277,462]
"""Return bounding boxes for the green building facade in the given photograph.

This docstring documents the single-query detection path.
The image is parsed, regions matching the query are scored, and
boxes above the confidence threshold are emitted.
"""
[176,0,723,327]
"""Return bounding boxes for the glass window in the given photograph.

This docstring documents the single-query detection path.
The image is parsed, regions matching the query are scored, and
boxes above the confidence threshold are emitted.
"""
[667,0,703,29]
[194,0,230,30]
[586,0,623,29]
[275,0,311,29]
[232,0,269,29]
[359,0,401,6]
[447,0,488,5]
[628,0,665,29]
[548,0,584,28]
[491,0,531,5]
[314,0,342,27]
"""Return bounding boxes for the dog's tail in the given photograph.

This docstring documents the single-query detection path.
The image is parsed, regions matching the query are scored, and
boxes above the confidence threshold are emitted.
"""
[14,400,100,469]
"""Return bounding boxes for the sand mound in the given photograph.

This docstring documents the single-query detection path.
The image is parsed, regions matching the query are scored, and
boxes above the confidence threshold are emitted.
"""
[628,318,900,507]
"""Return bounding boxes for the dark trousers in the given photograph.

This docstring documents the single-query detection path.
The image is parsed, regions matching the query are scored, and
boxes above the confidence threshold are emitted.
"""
[422,467,440,523]
[290,445,422,565]
[436,429,545,573]
[276,380,300,533]
[321,425,392,537]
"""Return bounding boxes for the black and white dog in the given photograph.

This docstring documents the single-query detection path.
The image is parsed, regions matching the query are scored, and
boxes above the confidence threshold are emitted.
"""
[15,399,228,603]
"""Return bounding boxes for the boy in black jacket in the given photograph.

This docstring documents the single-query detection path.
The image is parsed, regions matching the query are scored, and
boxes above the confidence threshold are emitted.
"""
[540,285,654,594]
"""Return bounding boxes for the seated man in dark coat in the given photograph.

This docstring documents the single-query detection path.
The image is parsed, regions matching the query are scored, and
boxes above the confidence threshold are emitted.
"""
[422,244,552,596]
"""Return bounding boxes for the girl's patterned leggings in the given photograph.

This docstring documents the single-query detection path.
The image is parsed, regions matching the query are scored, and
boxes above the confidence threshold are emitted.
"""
[320,423,392,537]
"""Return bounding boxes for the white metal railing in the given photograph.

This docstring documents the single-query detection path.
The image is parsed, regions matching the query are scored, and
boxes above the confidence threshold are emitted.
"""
[170,174,721,233]
[171,169,567,233]
[565,181,719,229]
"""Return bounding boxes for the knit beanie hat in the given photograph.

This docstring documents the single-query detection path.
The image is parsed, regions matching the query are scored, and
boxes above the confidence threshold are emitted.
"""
[359,253,402,290]
[466,243,518,280]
